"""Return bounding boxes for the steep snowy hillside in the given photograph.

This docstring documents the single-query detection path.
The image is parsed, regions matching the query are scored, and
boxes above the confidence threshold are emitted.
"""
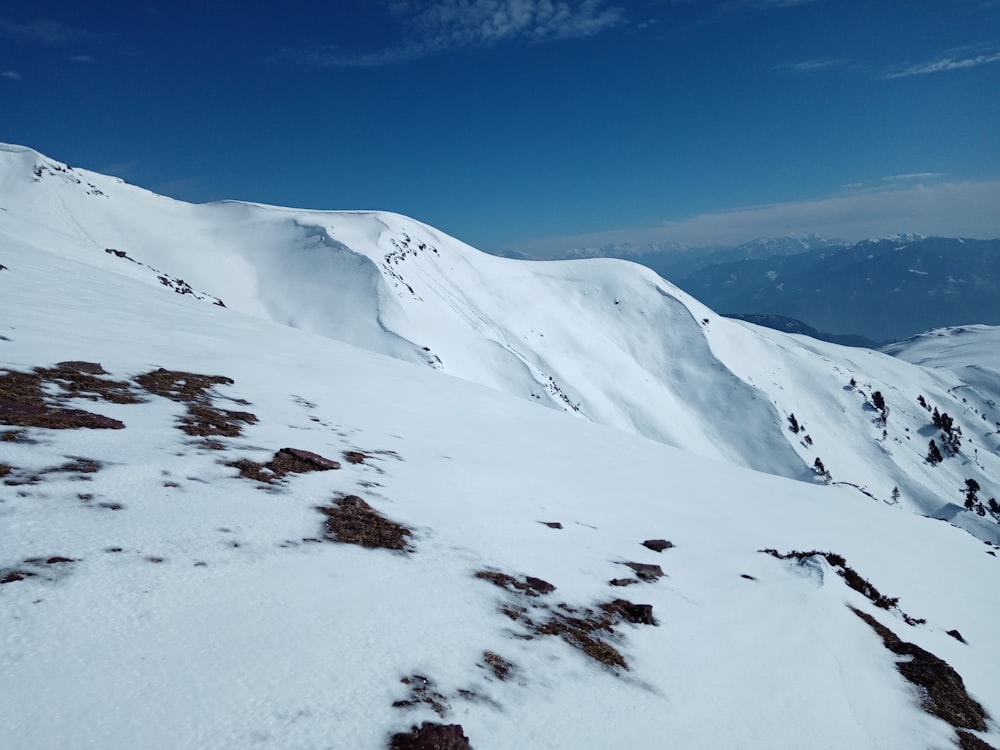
[885,326,1000,411]
[1,142,998,544]
[2,188,1000,750]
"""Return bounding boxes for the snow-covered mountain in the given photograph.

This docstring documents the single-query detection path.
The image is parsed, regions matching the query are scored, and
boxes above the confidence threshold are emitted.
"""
[2,143,1000,749]
[2,143,997,540]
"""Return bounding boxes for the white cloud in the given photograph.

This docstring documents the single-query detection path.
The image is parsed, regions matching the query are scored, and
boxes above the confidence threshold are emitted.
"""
[0,16,100,44]
[879,172,945,182]
[1,70,20,79]
[883,50,1000,79]
[774,57,843,73]
[512,180,1000,256]
[281,0,623,67]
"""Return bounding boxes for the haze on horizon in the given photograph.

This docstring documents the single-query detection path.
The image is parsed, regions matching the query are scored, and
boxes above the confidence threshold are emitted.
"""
[1,0,998,254]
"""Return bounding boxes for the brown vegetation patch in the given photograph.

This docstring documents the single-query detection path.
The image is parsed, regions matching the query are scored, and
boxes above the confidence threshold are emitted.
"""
[535,607,629,669]
[317,495,413,552]
[0,464,10,479]
[134,368,257,443]
[180,404,257,438]
[474,570,555,597]
[229,447,341,484]
[1,429,35,443]
[482,651,513,681]
[389,723,470,750]
[0,364,139,430]
[851,607,987,731]
[642,539,674,552]
[393,675,449,717]
[133,368,233,402]
[0,569,37,584]
[0,555,76,584]
[44,458,101,476]
[622,561,664,581]
[957,731,999,750]
[762,549,923,621]
[473,569,653,671]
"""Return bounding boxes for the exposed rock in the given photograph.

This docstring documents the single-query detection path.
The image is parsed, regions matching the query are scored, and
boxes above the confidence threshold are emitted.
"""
[609,577,639,587]
[278,447,341,471]
[474,570,554,597]
[947,629,968,644]
[604,599,655,625]
[55,361,106,375]
[389,723,470,750]
[540,521,563,529]
[641,539,674,552]
[623,561,664,581]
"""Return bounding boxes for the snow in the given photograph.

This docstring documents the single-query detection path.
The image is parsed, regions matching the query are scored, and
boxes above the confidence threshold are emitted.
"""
[1,144,1000,750]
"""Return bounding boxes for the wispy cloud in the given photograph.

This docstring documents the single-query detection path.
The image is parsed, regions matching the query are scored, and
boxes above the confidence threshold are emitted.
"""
[774,57,843,73]
[883,48,1000,79]
[512,180,1000,256]
[880,172,946,182]
[71,54,95,63]
[279,0,624,67]
[1,70,21,79]
[723,0,821,10]
[0,16,101,45]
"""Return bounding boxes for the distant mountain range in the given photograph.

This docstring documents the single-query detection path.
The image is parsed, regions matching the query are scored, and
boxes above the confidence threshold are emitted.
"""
[540,235,1000,343]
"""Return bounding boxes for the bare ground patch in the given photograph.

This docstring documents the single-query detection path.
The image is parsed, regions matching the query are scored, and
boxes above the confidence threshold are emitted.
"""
[133,368,257,445]
[229,447,341,484]
[481,651,514,681]
[316,495,413,552]
[0,555,77,585]
[473,568,655,671]
[0,362,139,430]
[851,607,988,735]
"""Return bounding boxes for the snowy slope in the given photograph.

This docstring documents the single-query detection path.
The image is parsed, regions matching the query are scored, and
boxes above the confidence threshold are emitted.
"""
[885,326,1000,412]
[2,202,1000,750]
[1,141,998,541]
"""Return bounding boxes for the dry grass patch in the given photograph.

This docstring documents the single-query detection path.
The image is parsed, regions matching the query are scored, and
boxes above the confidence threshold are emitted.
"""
[762,549,924,622]
[0,364,134,430]
[482,651,513,681]
[317,495,413,552]
[392,675,449,717]
[181,404,257,438]
[229,447,341,484]
[133,368,232,402]
[134,368,257,444]
[852,607,988,732]
[957,731,999,750]
[473,569,654,671]
[474,570,555,597]
[0,555,77,585]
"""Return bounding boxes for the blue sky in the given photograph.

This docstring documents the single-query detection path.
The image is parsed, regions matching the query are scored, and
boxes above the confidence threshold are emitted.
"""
[1,1,998,254]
